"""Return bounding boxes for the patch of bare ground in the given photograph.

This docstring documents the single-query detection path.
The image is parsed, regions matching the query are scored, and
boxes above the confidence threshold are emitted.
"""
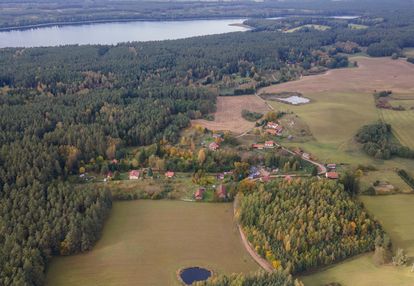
[192,95,270,134]
[260,57,414,95]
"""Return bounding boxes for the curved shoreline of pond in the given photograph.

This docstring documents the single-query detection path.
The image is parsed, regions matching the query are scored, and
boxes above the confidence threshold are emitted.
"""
[177,267,214,285]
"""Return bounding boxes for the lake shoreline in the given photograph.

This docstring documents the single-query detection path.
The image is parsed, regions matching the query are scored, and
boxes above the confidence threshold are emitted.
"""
[0,16,249,33]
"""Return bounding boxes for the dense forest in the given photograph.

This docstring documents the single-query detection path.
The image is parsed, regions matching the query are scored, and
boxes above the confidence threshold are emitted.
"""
[195,270,301,286]
[237,178,383,274]
[355,123,414,159]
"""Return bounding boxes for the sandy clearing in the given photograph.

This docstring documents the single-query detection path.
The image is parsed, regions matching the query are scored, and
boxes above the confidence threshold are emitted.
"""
[260,57,414,95]
[192,95,270,134]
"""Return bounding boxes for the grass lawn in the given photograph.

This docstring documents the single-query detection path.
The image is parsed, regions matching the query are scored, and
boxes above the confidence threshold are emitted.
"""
[301,195,414,286]
[46,200,258,286]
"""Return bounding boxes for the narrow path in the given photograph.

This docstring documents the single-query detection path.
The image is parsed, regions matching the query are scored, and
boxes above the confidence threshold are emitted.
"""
[233,198,274,273]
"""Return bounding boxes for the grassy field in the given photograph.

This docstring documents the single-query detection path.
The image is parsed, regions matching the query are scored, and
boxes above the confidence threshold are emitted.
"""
[403,48,414,58]
[285,24,330,33]
[302,195,414,286]
[192,95,270,134]
[348,23,369,30]
[46,201,258,286]
[380,106,414,149]
[260,57,414,192]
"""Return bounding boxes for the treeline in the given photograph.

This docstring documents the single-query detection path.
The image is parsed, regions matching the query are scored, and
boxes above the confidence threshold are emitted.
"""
[237,178,382,274]
[355,123,414,160]
[194,270,301,286]
[397,169,414,190]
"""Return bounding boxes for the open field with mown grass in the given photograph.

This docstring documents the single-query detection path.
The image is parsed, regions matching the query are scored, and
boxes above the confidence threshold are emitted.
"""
[285,24,330,33]
[403,48,414,58]
[192,95,270,134]
[46,200,258,286]
[260,57,414,193]
[380,107,414,149]
[302,195,414,286]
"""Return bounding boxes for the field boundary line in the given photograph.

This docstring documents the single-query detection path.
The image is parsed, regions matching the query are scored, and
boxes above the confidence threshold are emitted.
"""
[233,197,274,273]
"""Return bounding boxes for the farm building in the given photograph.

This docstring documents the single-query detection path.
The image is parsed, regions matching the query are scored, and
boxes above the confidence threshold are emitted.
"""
[265,141,275,148]
[326,172,339,179]
[267,122,279,129]
[327,164,337,170]
[216,185,227,199]
[129,170,140,180]
[252,143,265,150]
[302,153,310,160]
[165,171,175,178]
[265,129,278,135]
[195,188,205,201]
[216,173,225,180]
[209,142,220,151]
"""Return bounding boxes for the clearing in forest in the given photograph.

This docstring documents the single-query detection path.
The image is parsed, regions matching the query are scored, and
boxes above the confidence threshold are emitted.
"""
[46,200,257,286]
[192,95,270,134]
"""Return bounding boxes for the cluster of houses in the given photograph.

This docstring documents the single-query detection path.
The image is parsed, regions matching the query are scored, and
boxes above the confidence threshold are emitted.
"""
[266,121,284,136]
[127,169,175,180]
[252,140,278,150]
[195,184,227,201]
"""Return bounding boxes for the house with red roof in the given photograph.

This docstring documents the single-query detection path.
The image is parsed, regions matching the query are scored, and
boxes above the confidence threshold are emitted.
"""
[129,170,140,180]
[216,184,227,199]
[252,143,265,150]
[165,171,175,178]
[267,122,279,129]
[326,172,339,180]
[265,141,275,148]
[209,142,220,151]
[195,188,205,201]
[265,129,278,136]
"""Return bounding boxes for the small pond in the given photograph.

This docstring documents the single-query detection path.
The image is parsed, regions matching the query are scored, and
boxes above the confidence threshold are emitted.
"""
[179,267,212,285]
[278,95,310,105]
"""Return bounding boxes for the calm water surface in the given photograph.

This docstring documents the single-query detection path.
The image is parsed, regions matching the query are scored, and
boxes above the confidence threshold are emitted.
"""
[0,19,248,48]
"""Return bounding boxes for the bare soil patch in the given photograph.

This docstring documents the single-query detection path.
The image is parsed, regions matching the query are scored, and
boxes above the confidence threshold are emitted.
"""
[260,57,414,95]
[192,95,270,134]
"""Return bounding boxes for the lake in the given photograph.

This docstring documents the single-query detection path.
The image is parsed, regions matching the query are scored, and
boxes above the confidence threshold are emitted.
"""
[0,19,248,48]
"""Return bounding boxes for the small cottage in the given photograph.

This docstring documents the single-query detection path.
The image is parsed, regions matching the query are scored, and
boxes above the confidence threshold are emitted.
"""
[326,172,339,180]
[165,171,175,178]
[129,170,140,180]
[216,185,227,199]
[195,188,205,200]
